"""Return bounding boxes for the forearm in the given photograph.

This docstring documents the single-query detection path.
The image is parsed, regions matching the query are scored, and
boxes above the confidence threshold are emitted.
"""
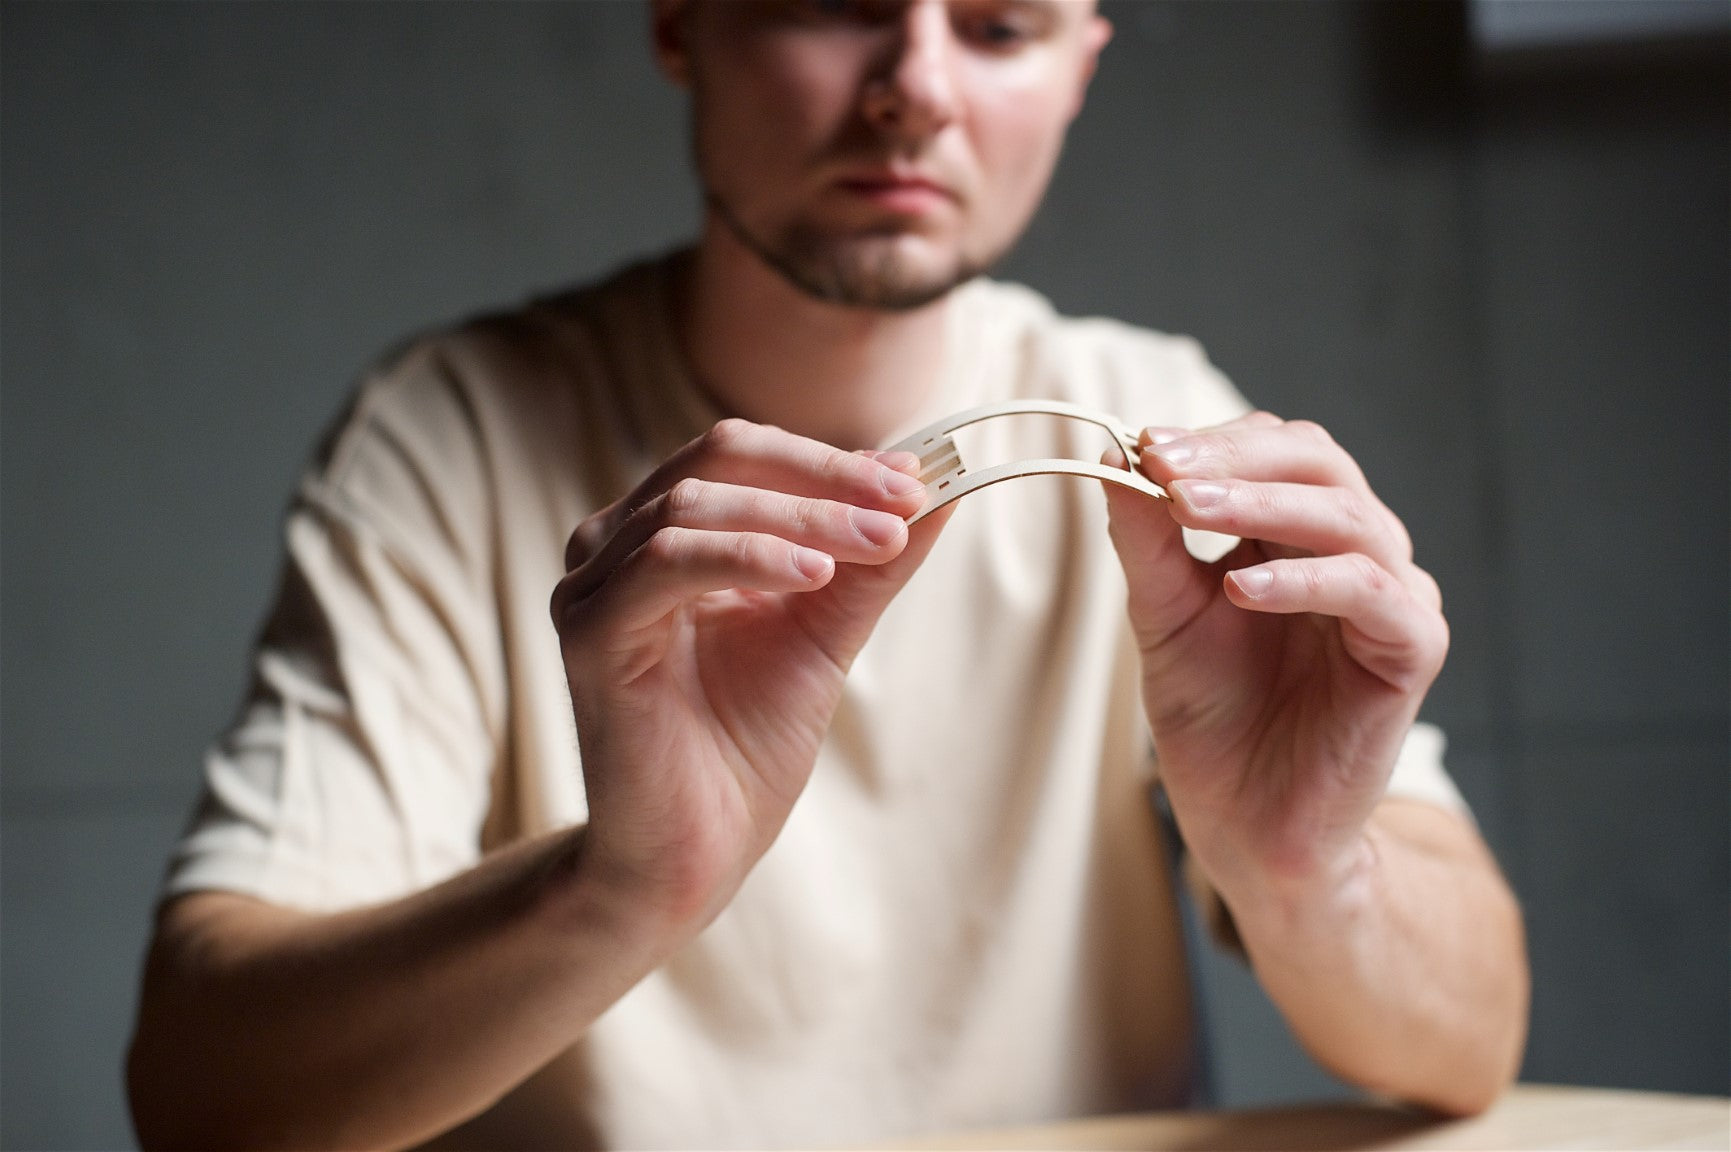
[127,826,686,1151]
[1219,799,1529,1116]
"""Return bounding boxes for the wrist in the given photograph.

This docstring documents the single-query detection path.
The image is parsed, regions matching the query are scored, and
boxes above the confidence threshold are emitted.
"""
[1211,828,1383,949]
[536,826,715,962]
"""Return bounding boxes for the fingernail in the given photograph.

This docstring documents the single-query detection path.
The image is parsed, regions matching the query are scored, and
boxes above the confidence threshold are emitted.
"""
[881,467,926,497]
[1232,567,1274,598]
[850,507,906,548]
[1173,479,1228,509]
[1148,442,1195,467]
[1144,427,1185,446]
[793,547,833,581]
[878,451,921,473]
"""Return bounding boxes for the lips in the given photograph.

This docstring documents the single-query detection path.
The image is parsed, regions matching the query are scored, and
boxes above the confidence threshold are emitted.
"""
[833,169,958,214]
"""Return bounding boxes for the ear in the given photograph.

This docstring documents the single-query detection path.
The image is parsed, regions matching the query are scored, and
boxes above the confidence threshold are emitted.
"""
[1068,13,1113,119]
[651,0,695,88]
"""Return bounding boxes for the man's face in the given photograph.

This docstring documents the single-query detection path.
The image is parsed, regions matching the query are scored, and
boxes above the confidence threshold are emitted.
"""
[659,0,1112,310]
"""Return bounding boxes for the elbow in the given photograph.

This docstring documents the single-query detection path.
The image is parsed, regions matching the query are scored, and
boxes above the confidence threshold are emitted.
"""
[127,929,193,1151]
[1425,887,1532,1119]
[126,986,236,1151]
[126,1018,210,1152]
[125,1029,177,1152]
[127,1025,288,1152]
[126,897,274,1151]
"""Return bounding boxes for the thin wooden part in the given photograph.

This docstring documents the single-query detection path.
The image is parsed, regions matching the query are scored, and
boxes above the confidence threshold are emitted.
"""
[883,400,1165,523]
[906,458,1168,523]
[890,399,1144,456]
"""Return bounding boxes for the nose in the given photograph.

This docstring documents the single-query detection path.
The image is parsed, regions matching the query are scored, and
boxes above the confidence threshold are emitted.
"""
[861,1,958,143]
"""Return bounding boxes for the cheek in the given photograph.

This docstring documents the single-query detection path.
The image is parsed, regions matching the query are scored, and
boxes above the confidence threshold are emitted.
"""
[695,40,864,192]
[965,83,1074,230]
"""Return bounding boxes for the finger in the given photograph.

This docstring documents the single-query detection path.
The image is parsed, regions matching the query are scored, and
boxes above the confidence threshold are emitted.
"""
[1139,420,1367,491]
[1164,478,1413,571]
[566,502,623,571]
[562,444,921,572]
[642,420,926,517]
[1225,554,1449,690]
[560,477,909,608]
[789,501,958,671]
[1098,445,1215,646]
[558,527,833,647]
[1138,409,1282,448]
[563,424,923,572]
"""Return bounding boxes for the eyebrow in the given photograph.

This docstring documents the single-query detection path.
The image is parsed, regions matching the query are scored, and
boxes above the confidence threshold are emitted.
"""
[980,0,1073,27]
[952,0,1070,23]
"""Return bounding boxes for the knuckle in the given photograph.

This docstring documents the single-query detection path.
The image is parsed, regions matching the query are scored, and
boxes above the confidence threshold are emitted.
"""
[563,529,589,571]
[817,443,870,489]
[1414,566,1444,611]
[643,525,691,566]
[1186,434,1233,471]
[1243,481,1279,521]
[731,531,771,569]
[701,417,753,454]
[790,495,827,539]
[549,577,593,641]
[1347,552,1389,592]
[662,477,708,523]
[1400,617,1450,691]
[1287,419,1334,447]
[565,513,609,569]
[1385,510,1414,560]
[1335,489,1377,542]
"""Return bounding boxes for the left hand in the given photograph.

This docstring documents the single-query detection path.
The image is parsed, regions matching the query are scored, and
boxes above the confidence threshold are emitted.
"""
[1101,411,1449,911]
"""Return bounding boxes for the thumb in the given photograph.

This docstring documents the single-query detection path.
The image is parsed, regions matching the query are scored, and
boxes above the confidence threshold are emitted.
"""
[1101,445,1213,648]
[790,501,956,671]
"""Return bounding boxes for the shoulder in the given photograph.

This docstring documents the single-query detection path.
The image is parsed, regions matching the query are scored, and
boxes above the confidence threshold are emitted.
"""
[317,296,585,483]
[956,278,1253,431]
[297,281,605,568]
[314,254,663,489]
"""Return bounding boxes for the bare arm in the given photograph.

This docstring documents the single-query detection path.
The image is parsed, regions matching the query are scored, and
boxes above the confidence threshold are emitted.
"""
[1226,798,1528,1115]
[128,828,685,1151]
[1104,411,1530,1114]
[129,423,947,1149]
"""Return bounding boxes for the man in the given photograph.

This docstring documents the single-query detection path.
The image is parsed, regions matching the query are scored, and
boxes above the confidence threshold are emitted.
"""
[127,1,1528,1148]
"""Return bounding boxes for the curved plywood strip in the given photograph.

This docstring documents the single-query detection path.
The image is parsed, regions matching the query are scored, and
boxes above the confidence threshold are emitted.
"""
[883,401,1167,524]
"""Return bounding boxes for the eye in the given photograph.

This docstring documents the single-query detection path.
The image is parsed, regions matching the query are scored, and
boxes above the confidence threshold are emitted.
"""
[952,4,1052,52]
[972,19,1027,47]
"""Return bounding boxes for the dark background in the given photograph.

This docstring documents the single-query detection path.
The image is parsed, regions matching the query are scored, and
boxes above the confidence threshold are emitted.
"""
[3,2,1726,1147]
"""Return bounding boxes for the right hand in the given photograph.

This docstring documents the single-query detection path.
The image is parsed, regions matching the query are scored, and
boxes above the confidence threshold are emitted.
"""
[550,419,950,929]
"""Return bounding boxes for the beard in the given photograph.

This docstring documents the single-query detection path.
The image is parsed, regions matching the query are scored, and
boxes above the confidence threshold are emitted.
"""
[703,186,1005,312]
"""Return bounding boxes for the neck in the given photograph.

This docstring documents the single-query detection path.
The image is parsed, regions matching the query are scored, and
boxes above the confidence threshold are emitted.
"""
[671,215,954,450]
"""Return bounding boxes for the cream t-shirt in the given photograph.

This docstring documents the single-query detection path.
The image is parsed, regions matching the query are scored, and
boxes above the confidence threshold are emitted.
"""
[165,255,1467,1148]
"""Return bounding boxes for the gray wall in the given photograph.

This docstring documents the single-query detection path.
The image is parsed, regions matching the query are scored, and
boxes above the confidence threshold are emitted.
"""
[3,2,1725,1147]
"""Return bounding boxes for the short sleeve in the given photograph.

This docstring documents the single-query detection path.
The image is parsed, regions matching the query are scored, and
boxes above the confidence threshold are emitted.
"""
[163,347,506,913]
[1381,720,1472,819]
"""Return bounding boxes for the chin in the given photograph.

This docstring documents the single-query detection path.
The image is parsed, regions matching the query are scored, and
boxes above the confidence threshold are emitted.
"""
[789,231,988,310]
[712,188,995,311]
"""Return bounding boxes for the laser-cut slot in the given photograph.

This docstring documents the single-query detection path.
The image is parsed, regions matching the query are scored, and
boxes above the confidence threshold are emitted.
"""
[884,400,1169,524]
